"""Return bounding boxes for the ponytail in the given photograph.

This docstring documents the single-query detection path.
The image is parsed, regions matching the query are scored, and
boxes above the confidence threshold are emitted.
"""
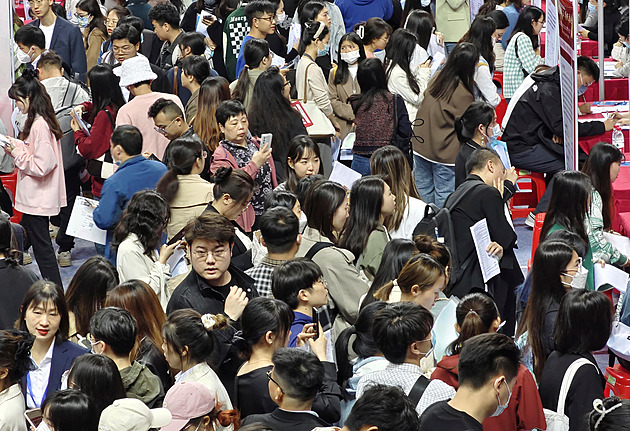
[449,292,499,355]
[215,407,241,430]
[374,280,395,301]
[156,137,205,204]
[232,39,270,103]
[375,254,445,301]
[299,20,329,55]
[334,325,357,385]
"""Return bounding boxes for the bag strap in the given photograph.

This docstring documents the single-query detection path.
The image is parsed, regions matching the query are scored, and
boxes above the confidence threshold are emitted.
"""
[305,241,334,260]
[444,180,485,211]
[514,33,530,77]
[303,62,314,103]
[173,67,179,96]
[408,375,431,407]
[556,358,596,416]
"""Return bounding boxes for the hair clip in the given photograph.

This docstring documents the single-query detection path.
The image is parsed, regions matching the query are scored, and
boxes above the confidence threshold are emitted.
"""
[467,309,479,316]
[392,279,399,287]
[201,313,217,330]
[356,25,365,39]
[593,398,623,429]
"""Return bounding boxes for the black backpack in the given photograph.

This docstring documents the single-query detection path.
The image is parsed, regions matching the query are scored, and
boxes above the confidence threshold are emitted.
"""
[55,82,85,170]
[412,180,484,292]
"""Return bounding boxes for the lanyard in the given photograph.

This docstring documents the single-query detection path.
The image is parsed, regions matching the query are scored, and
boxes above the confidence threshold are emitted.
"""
[26,371,48,408]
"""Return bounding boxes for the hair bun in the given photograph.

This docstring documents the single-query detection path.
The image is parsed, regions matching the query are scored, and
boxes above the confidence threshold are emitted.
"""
[212,167,233,185]
[21,68,38,81]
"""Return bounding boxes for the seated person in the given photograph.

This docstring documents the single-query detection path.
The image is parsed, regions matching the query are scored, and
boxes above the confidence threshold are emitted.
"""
[89,307,164,407]
[501,56,616,177]
[246,207,301,298]
[241,347,332,431]
[420,333,520,431]
[611,15,630,78]
[356,302,456,415]
[272,258,328,347]
[343,385,420,431]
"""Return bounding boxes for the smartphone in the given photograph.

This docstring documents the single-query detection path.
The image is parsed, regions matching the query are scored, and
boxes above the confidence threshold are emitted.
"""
[25,408,43,429]
[427,55,433,63]
[167,228,185,246]
[261,133,273,149]
[312,308,319,340]
[0,135,11,148]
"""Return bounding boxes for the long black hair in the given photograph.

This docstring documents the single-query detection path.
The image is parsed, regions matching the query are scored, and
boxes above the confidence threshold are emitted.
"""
[401,0,433,29]
[428,41,478,100]
[156,136,206,204]
[508,6,544,50]
[339,176,387,258]
[112,190,170,257]
[404,9,434,50]
[232,38,270,103]
[42,389,98,431]
[348,58,388,112]
[334,32,366,86]
[385,29,420,95]
[335,301,387,385]
[283,135,323,192]
[540,170,592,245]
[0,212,19,266]
[249,67,304,157]
[304,180,348,243]
[454,101,495,142]
[582,142,624,230]
[87,64,125,123]
[0,329,34,387]
[298,20,329,55]
[297,0,326,25]
[76,0,107,37]
[464,15,496,71]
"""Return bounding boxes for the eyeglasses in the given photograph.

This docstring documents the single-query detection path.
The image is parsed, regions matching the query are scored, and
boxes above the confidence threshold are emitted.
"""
[266,370,285,394]
[105,18,119,25]
[154,117,178,134]
[191,248,229,261]
[112,44,134,53]
[258,14,277,22]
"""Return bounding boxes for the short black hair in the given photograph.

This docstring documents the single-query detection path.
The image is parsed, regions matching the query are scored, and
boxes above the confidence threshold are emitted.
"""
[147,98,184,120]
[466,147,502,175]
[263,190,298,212]
[458,333,520,389]
[15,25,46,50]
[577,55,600,82]
[182,55,212,85]
[272,258,323,309]
[272,347,324,402]
[118,15,145,33]
[216,100,247,126]
[245,0,276,26]
[179,32,206,55]
[149,3,181,28]
[372,302,433,364]
[89,307,137,357]
[554,289,612,354]
[37,50,64,71]
[345,385,420,431]
[259,207,299,254]
[110,23,141,45]
[111,125,143,155]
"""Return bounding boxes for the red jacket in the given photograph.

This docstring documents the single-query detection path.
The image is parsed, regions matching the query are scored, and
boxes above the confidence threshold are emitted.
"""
[431,354,547,431]
[74,103,118,197]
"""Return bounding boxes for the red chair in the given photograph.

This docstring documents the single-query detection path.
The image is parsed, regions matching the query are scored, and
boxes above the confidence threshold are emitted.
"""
[605,364,630,399]
[527,212,546,271]
[493,71,504,91]
[495,96,508,126]
[0,169,22,223]
[510,171,546,219]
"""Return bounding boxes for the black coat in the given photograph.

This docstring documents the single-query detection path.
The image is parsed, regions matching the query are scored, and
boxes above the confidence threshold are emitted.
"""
[583,7,621,55]
[539,352,605,431]
[0,260,39,330]
[502,66,606,157]
[242,408,330,431]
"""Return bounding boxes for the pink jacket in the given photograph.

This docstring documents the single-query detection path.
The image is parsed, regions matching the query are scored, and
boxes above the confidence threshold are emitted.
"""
[11,116,67,216]
[210,138,278,232]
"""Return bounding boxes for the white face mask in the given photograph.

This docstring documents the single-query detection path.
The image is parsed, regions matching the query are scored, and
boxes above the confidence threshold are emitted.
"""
[276,11,287,23]
[490,378,512,417]
[340,50,360,64]
[16,46,32,64]
[419,346,435,374]
[562,265,589,289]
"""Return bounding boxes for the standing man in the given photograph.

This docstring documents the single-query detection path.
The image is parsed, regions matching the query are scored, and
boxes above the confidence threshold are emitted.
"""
[235,0,277,78]
[27,0,88,81]
[150,3,185,70]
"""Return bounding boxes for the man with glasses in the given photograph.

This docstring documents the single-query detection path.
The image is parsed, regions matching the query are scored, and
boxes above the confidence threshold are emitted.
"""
[27,0,87,81]
[235,0,277,77]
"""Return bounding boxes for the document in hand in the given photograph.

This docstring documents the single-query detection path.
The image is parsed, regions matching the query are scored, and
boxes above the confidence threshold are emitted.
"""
[603,232,630,257]
[470,218,501,283]
[66,196,106,245]
[329,161,362,190]
[594,263,629,293]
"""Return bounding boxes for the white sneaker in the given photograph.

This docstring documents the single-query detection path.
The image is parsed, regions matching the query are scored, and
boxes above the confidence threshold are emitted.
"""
[57,251,72,267]
[23,252,32,265]
[525,212,536,228]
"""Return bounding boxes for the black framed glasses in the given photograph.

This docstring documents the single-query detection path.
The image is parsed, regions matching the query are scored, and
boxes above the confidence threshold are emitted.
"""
[266,370,285,394]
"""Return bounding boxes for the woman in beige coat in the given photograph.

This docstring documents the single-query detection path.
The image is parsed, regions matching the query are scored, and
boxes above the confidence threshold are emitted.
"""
[76,0,107,74]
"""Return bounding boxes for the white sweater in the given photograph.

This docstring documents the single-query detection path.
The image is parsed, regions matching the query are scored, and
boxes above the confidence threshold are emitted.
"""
[297,56,334,116]
[611,44,630,77]
[387,64,431,121]
[474,55,501,107]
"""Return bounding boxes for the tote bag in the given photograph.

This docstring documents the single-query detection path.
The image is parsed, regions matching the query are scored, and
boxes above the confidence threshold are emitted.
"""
[543,358,596,431]
[293,62,335,138]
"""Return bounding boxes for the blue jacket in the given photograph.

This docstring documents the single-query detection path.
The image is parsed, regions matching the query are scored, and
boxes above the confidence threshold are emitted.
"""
[93,156,168,259]
[30,16,87,82]
[501,4,520,50]
[289,311,312,347]
[22,340,88,407]
[335,0,393,32]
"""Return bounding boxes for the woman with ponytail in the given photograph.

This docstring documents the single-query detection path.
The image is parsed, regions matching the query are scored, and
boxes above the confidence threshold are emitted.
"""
[235,297,342,423]
[162,309,234,431]
[0,212,38,330]
[431,292,546,431]
[156,136,213,240]
[113,190,180,309]
[5,69,66,287]
[230,39,271,111]
[163,381,240,431]
[335,302,388,425]
[0,329,34,430]
[373,253,446,310]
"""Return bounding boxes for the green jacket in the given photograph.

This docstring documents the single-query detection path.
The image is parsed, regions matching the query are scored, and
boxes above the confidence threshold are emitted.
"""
[359,225,390,281]
[546,224,594,290]
[120,361,164,408]
[223,7,249,81]
[434,0,470,43]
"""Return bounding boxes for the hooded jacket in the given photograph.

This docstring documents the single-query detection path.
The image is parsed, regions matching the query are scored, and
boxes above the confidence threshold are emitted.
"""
[335,0,393,32]
[120,361,164,408]
[501,66,606,156]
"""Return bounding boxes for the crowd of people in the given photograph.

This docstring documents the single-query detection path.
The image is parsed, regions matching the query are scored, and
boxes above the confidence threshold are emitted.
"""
[2,0,630,429]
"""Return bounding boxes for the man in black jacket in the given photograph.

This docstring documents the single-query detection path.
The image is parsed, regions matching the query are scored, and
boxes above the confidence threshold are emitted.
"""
[502,56,616,177]
[448,148,523,335]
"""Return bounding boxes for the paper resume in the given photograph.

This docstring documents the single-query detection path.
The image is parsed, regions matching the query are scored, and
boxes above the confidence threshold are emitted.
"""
[603,232,630,257]
[66,196,106,245]
[470,218,501,283]
[329,161,362,189]
[594,264,629,293]
[166,248,189,278]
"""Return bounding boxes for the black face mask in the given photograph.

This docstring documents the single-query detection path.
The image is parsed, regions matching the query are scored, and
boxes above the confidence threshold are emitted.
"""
[203,0,217,10]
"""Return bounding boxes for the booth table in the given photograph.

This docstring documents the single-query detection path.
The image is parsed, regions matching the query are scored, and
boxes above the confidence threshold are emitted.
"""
[613,161,630,234]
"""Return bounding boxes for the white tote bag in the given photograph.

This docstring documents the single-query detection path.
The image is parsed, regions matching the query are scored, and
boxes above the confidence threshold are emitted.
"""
[607,321,630,362]
[543,358,597,431]
[293,63,335,138]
